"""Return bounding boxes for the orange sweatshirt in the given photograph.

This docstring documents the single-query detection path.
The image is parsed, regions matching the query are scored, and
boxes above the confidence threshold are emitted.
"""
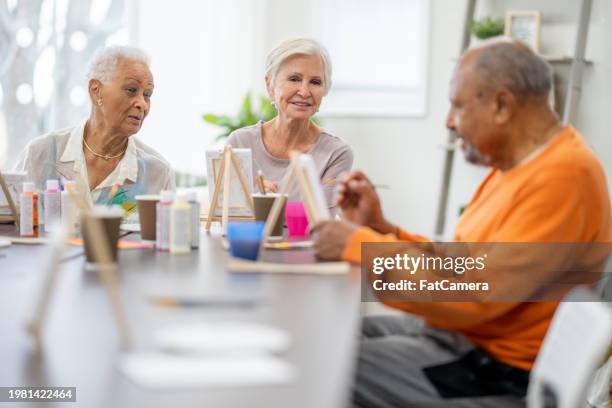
[342,126,611,370]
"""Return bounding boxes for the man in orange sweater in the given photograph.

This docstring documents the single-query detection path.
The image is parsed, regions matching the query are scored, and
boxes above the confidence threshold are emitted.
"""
[313,38,611,407]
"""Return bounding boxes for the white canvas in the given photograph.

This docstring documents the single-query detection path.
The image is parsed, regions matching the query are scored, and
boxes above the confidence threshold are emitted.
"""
[205,148,253,217]
[0,171,26,215]
[299,154,331,221]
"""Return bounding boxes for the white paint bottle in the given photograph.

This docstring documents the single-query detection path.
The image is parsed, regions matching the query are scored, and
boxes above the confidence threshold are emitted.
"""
[61,181,78,236]
[44,179,61,232]
[170,194,192,255]
[156,190,174,251]
[19,182,38,237]
[185,192,200,249]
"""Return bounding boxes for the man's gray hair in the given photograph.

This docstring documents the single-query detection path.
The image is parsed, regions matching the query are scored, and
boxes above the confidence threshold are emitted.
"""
[265,38,333,94]
[87,45,150,84]
[473,39,552,101]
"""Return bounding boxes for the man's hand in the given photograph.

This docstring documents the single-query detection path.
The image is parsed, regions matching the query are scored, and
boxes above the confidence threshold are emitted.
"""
[311,220,358,261]
[336,170,395,234]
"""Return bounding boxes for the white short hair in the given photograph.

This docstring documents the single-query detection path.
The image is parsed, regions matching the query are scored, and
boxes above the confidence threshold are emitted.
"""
[265,38,332,94]
[87,45,150,84]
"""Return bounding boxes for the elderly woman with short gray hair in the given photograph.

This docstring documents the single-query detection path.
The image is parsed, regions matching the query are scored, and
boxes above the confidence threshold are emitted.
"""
[16,45,174,207]
[227,38,353,207]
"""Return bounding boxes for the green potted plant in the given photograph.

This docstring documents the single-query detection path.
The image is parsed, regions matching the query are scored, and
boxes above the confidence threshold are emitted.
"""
[202,92,277,141]
[470,17,505,40]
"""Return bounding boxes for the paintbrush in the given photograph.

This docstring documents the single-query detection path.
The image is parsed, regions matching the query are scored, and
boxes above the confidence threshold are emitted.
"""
[67,182,88,212]
[54,164,92,210]
[107,184,120,205]
[256,170,266,195]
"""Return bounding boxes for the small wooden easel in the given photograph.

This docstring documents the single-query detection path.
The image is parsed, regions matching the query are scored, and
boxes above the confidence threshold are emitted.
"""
[205,145,254,234]
[26,187,132,351]
[0,169,20,227]
[258,151,331,258]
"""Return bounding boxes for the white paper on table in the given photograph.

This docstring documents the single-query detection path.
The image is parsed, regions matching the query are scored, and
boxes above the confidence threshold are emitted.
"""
[227,258,350,275]
[119,352,296,389]
[120,223,141,233]
[153,322,291,355]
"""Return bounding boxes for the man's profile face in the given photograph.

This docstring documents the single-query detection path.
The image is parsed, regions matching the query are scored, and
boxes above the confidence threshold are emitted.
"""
[445,63,495,167]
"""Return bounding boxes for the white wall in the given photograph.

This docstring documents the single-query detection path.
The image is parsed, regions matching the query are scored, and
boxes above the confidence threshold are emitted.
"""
[132,0,265,176]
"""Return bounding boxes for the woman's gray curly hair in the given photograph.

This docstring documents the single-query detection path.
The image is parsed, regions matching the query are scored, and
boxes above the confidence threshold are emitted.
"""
[87,45,150,84]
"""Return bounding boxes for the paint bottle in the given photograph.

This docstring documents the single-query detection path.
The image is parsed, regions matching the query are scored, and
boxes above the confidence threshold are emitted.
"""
[19,182,38,237]
[61,181,78,236]
[185,192,200,249]
[44,179,61,232]
[170,194,192,255]
[37,186,45,228]
[156,190,174,251]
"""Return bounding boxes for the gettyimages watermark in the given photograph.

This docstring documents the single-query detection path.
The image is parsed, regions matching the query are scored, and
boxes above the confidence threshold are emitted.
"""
[360,242,612,302]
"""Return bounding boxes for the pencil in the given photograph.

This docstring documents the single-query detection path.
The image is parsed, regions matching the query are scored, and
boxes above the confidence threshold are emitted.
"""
[256,170,266,195]
[264,241,314,249]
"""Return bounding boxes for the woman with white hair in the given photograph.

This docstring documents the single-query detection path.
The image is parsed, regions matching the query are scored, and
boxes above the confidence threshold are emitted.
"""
[16,45,174,207]
[227,38,352,207]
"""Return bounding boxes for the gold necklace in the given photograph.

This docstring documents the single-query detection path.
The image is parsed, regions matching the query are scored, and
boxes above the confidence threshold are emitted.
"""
[83,137,127,161]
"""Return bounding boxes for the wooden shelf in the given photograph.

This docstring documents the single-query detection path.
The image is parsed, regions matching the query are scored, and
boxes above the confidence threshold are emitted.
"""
[543,56,593,65]
[452,55,592,65]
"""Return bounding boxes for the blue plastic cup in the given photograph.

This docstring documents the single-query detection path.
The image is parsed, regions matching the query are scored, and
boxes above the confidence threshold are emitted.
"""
[227,221,265,260]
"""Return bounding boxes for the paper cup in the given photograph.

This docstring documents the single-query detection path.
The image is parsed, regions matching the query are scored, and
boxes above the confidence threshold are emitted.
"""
[81,205,123,271]
[135,195,160,241]
[252,193,286,237]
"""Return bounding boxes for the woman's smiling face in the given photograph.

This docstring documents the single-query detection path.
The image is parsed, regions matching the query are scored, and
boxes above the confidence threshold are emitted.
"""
[267,54,326,120]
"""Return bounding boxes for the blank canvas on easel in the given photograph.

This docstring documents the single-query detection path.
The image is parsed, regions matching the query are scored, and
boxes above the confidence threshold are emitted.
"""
[258,152,331,252]
[0,170,24,224]
[297,154,331,221]
[206,148,254,217]
[26,208,132,351]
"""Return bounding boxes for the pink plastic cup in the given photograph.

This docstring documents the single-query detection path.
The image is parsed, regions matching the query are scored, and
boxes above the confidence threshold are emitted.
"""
[285,201,309,237]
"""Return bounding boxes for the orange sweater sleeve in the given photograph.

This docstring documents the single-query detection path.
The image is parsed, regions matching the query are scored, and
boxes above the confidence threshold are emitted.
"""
[340,226,430,264]
[341,171,609,330]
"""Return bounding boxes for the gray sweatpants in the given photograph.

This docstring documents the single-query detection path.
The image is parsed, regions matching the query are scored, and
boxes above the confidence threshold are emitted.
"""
[351,315,526,408]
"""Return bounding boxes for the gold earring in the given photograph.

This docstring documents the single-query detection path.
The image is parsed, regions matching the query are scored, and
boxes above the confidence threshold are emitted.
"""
[97,98,103,106]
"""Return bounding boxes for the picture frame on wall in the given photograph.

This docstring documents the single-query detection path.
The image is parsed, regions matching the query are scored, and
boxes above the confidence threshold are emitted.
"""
[505,11,542,52]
